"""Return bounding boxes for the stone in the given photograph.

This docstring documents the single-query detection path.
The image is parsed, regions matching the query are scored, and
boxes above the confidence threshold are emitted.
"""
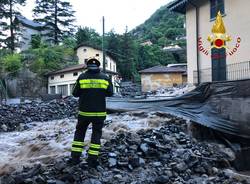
[152,162,162,167]
[139,158,145,166]
[108,158,117,167]
[23,178,33,184]
[34,175,46,184]
[47,180,56,184]
[117,161,129,167]
[55,160,66,171]
[140,144,148,153]
[108,152,117,157]
[175,163,188,172]
[1,124,8,131]
[212,167,219,174]
[56,180,66,184]
[129,157,140,168]
[82,179,102,184]
[0,175,16,184]
[155,175,169,184]
[114,174,123,180]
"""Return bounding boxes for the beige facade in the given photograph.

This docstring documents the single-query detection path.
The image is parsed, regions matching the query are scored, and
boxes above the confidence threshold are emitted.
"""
[48,69,84,96]
[76,46,117,72]
[48,45,119,96]
[174,0,250,84]
[141,73,187,92]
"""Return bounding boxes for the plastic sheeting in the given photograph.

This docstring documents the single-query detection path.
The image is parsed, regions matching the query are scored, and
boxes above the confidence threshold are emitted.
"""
[107,79,250,138]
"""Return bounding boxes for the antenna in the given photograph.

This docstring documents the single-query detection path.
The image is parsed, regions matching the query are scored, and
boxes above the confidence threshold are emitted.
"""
[102,16,106,73]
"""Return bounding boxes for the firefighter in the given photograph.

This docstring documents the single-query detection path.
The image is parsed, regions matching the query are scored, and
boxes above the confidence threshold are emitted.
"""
[69,58,113,167]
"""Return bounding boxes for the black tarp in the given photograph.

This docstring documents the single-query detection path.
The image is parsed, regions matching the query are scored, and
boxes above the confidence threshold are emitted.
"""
[107,79,250,138]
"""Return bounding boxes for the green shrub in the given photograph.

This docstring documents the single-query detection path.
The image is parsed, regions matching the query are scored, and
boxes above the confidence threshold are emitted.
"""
[3,54,22,73]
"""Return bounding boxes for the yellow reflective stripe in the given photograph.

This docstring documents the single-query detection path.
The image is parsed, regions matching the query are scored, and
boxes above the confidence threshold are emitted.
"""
[79,79,109,89]
[90,143,101,149]
[72,141,85,146]
[71,147,83,152]
[79,111,107,117]
[80,84,108,89]
[88,150,99,156]
[79,79,109,85]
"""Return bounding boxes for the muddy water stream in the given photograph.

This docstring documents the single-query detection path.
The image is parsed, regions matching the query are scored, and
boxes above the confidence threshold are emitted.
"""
[0,112,170,175]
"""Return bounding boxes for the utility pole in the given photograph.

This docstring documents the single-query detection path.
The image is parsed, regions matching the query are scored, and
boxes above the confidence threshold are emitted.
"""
[102,16,106,73]
[10,0,14,53]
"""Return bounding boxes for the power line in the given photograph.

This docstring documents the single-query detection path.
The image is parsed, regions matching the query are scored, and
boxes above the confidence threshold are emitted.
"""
[105,49,134,61]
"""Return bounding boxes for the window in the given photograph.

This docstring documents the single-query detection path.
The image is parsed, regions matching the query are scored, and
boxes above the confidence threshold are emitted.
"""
[73,72,78,76]
[83,48,87,52]
[96,53,99,56]
[50,76,54,80]
[57,85,68,96]
[106,61,109,69]
[70,84,75,95]
[49,86,56,94]
[60,74,64,78]
[210,0,225,19]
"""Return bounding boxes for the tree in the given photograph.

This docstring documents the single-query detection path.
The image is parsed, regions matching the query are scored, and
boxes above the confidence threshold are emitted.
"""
[30,34,42,49]
[105,31,122,62]
[33,0,76,45]
[75,27,102,47]
[27,44,77,75]
[119,28,138,81]
[0,0,26,52]
[3,53,22,73]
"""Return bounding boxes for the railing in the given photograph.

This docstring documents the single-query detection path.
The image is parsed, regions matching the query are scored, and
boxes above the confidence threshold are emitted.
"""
[227,61,250,81]
[193,61,250,83]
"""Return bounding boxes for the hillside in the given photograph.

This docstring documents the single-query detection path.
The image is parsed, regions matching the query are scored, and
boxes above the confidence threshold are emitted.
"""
[131,4,186,48]
[103,4,187,81]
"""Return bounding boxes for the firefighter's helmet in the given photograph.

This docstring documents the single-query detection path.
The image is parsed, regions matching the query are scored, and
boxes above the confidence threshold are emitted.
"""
[86,58,100,69]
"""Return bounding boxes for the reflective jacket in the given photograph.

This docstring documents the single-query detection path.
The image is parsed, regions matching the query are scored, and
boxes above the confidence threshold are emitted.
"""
[72,68,113,121]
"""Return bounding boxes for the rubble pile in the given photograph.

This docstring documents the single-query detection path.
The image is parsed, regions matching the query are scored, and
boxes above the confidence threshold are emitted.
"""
[0,97,78,132]
[1,118,248,184]
[146,85,194,98]
[119,82,141,97]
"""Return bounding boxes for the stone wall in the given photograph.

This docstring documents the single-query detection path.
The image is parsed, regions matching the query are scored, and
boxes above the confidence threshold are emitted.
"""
[4,68,47,98]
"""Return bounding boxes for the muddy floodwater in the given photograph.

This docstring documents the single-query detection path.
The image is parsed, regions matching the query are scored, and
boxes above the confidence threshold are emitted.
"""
[0,112,169,175]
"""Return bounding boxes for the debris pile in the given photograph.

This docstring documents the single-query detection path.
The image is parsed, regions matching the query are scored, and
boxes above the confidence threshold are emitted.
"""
[146,85,195,99]
[119,82,141,97]
[0,97,78,132]
[1,117,248,184]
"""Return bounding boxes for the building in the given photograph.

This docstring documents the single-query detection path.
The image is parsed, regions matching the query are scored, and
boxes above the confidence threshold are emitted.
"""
[139,64,187,92]
[47,64,85,96]
[163,44,183,52]
[168,0,250,84]
[140,40,153,46]
[14,16,49,52]
[75,44,117,73]
[47,45,119,96]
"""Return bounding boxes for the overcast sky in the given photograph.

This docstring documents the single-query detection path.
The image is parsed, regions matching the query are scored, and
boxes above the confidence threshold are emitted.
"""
[21,0,172,34]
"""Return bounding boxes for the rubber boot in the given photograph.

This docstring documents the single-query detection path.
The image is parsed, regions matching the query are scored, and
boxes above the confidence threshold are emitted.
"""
[86,156,99,168]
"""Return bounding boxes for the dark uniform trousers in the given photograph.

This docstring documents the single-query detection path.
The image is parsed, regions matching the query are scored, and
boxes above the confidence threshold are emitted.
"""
[71,116,104,161]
